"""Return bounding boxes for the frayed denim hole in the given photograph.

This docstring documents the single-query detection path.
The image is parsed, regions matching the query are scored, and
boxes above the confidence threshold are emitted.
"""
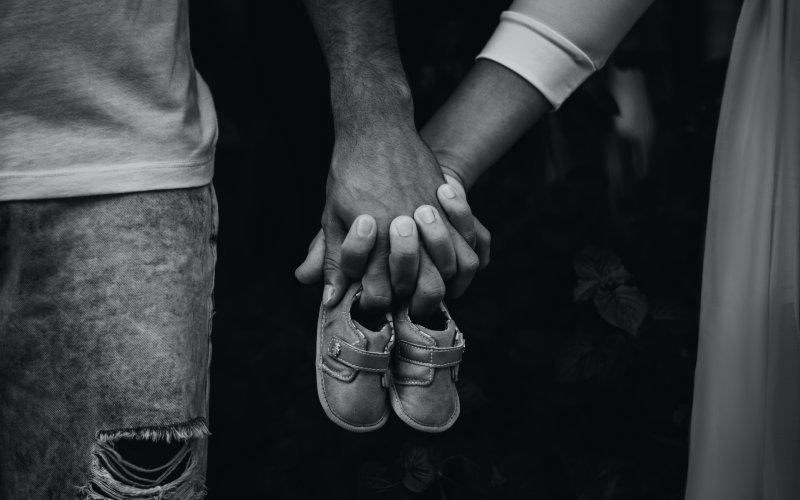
[78,418,209,499]
[98,440,191,486]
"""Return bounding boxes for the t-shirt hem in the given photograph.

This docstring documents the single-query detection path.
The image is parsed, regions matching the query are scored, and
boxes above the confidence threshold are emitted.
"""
[0,155,215,202]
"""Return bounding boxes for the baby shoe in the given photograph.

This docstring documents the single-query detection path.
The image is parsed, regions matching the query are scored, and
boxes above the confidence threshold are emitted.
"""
[389,303,465,432]
[316,283,394,432]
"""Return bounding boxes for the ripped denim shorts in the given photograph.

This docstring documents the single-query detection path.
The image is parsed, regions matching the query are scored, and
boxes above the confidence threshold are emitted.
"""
[0,184,218,499]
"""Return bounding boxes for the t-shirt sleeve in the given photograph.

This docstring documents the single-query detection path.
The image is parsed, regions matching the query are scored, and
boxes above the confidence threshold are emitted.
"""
[477,0,654,108]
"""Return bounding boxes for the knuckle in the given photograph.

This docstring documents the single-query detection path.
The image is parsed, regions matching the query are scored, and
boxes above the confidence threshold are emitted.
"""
[462,251,480,274]
[322,255,342,273]
[464,230,478,248]
[391,250,418,266]
[451,203,472,220]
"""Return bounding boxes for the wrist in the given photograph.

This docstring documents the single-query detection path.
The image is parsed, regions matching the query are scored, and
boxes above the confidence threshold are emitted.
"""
[330,71,415,134]
[428,147,475,192]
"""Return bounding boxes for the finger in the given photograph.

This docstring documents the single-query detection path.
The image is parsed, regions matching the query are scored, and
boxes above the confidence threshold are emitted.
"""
[414,205,457,281]
[389,215,420,298]
[437,183,477,249]
[409,250,446,320]
[359,229,392,313]
[445,228,480,299]
[474,217,491,269]
[340,215,377,280]
[321,222,350,308]
[295,229,325,284]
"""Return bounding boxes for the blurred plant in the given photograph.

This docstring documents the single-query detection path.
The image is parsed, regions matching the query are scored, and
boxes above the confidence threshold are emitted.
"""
[574,247,648,335]
[358,444,506,499]
[402,446,438,493]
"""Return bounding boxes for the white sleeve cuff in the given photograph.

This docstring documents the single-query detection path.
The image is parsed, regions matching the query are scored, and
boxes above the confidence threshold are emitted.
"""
[476,11,597,109]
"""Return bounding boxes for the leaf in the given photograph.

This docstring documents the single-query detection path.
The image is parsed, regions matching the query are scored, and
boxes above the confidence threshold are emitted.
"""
[574,279,600,302]
[401,446,437,493]
[573,247,633,301]
[573,247,624,281]
[649,298,692,321]
[359,461,396,492]
[555,335,620,383]
[593,285,648,335]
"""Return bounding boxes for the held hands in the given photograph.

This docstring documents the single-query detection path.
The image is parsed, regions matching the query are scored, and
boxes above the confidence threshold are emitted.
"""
[319,122,484,316]
[296,170,490,318]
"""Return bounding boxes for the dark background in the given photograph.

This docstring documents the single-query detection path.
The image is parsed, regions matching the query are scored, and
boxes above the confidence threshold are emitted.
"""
[189,1,740,498]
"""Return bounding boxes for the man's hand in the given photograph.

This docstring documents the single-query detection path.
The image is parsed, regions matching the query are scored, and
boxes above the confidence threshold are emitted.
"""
[302,0,479,316]
[320,123,476,316]
[296,174,490,317]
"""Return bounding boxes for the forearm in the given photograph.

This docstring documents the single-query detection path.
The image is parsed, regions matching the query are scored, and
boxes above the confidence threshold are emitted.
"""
[302,0,415,137]
[420,59,550,191]
[422,0,653,191]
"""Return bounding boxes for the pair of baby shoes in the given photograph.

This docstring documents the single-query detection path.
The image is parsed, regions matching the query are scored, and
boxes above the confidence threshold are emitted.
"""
[316,283,465,432]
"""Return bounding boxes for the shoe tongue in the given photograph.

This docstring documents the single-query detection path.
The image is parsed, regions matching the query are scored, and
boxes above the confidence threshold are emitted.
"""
[350,320,392,350]
[348,306,392,351]
[404,307,456,347]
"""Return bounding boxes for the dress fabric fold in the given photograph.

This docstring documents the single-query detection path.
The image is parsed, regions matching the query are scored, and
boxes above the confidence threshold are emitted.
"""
[686,1,800,498]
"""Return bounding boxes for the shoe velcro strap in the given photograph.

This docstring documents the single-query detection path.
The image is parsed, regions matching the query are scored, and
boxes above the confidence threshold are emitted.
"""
[396,340,464,368]
[328,337,391,373]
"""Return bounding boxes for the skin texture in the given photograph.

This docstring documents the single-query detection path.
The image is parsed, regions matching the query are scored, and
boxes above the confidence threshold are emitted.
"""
[302,0,477,317]
[297,60,546,309]
[420,59,551,191]
[296,174,491,316]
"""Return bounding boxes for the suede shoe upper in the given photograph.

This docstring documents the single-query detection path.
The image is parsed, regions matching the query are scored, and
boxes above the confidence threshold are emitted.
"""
[389,304,465,432]
[316,284,394,432]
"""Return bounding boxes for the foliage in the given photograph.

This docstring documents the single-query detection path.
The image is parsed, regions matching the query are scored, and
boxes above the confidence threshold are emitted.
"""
[573,247,648,335]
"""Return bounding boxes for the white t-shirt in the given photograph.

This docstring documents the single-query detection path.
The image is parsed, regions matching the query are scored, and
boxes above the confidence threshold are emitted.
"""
[0,0,650,201]
[0,0,217,201]
[478,0,654,108]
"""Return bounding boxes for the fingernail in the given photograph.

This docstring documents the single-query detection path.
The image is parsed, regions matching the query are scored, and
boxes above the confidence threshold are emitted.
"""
[420,206,436,224]
[323,285,335,305]
[395,217,413,237]
[356,217,373,237]
[440,185,456,199]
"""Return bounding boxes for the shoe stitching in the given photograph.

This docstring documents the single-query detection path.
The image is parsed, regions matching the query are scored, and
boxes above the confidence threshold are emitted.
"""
[317,294,388,430]
[331,337,393,359]
[328,338,391,373]
[389,304,462,428]
[395,354,460,369]
[398,340,465,355]
[392,375,433,386]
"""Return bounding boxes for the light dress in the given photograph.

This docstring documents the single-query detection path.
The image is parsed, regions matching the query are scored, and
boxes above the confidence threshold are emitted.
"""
[480,1,800,498]
[686,1,800,499]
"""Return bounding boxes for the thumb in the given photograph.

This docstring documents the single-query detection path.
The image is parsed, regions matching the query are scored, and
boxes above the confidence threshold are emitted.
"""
[321,223,350,308]
[295,229,325,284]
